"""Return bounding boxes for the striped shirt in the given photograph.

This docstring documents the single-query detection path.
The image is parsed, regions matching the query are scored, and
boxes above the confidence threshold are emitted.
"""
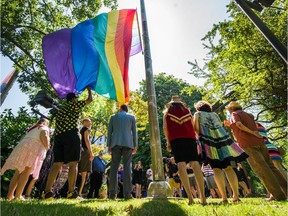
[202,165,214,177]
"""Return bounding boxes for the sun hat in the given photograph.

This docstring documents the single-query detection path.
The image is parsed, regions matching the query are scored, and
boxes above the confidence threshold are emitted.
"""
[166,95,186,107]
[225,101,242,110]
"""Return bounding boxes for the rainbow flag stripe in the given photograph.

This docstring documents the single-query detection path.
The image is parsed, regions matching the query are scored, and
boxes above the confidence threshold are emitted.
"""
[42,9,141,103]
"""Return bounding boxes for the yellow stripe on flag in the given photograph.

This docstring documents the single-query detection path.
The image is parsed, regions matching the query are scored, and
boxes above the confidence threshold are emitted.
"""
[105,11,125,103]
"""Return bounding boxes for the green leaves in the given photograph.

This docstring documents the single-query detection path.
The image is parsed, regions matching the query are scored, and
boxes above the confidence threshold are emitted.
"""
[0,108,38,165]
[189,0,287,146]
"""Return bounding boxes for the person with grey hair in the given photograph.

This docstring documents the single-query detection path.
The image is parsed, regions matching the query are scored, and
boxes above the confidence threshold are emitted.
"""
[107,104,138,199]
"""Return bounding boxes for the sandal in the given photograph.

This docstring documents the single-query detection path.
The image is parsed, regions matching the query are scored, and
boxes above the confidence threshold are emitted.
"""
[219,200,229,205]
[232,198,241,203]
[13,196,26,201]
[201,202,207,206]
[188,200,194,205]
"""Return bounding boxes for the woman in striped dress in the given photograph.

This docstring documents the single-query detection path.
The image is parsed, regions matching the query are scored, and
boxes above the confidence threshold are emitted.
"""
[193,101,248,204]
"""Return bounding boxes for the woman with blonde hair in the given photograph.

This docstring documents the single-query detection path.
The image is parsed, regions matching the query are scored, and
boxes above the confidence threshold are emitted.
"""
[1,118,50,201]
[193,101,248,204]
[133,161,143,198]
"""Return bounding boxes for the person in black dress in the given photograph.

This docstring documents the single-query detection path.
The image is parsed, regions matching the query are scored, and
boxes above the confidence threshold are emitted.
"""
[133,161,143,198]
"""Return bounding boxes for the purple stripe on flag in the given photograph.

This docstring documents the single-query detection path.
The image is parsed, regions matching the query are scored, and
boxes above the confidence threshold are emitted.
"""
[42,28,77,98]
[130,42,142,56]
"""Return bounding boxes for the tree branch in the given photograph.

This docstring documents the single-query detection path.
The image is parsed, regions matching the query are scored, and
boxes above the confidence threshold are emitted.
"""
[13,25,47,35]
[2,32,42,66]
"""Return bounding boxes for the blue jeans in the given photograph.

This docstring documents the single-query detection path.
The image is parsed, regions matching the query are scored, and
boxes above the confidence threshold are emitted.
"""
[109,146,133,199]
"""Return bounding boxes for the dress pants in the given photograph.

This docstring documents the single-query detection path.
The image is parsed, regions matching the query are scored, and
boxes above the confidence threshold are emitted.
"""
[109,146,133,199]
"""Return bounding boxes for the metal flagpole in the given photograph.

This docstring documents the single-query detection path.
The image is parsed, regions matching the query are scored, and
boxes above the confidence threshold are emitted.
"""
[139,0,171,198]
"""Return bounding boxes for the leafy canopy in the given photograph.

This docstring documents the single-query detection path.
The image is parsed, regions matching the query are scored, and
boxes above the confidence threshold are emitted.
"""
[188,0,287,147]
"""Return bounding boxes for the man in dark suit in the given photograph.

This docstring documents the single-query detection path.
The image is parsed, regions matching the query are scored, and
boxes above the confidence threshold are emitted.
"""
[107,104,138,199]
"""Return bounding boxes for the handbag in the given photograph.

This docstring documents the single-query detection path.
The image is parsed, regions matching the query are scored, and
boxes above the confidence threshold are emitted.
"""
[173,175,181,183]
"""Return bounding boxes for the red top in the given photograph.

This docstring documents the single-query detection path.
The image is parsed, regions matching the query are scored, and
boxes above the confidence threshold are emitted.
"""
[165,106,196,141]
[230,110,264,148]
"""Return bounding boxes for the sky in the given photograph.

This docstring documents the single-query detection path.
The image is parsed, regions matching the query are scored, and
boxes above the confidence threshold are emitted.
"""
[1,0,231,114]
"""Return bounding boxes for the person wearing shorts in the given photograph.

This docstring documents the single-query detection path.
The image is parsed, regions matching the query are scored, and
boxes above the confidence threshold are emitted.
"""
[201,163,221,198]
[42,86,93,199]
[186,163,197,198]
[165,157,182,198]
[78,119,94,196]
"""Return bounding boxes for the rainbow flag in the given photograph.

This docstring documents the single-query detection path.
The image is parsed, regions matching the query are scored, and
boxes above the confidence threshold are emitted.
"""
[42,9,141,103]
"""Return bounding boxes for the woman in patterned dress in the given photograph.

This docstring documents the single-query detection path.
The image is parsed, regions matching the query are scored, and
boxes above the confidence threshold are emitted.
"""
[1,118,50,201]
[193,101,248,204]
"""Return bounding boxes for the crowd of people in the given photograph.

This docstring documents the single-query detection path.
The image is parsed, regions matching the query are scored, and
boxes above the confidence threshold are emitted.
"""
[162,97,287,204]
[1,91,287,205]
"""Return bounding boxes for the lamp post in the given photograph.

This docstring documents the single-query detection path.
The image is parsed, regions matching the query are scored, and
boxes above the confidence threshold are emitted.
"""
[140,0,171,198]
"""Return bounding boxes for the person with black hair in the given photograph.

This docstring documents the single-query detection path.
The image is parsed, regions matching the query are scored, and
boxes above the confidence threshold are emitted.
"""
[87,151,106,198]
[164,157,182,198]
[42,86,93,200]
[107,104,138,199]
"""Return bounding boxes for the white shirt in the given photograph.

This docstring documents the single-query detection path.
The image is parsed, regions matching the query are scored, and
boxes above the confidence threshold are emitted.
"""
[146,168,153,181]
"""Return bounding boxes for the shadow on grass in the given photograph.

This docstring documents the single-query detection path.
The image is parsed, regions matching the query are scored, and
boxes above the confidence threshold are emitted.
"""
[1,200,113,216]
[132,199,188,216]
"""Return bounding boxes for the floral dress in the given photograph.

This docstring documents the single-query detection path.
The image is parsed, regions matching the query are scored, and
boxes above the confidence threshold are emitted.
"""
[1,126,49,179]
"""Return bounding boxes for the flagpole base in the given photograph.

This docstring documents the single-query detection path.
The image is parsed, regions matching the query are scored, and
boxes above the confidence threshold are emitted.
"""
[147,181,171,199]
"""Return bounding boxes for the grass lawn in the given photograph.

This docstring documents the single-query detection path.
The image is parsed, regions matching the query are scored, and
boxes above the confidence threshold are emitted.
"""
[1,198,287,216]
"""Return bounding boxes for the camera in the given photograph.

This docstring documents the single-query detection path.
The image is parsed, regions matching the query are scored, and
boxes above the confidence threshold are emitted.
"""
[162,157,171,164]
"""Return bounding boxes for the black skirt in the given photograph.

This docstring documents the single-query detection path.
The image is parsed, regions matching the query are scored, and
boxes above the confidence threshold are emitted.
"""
[170,138,199,163]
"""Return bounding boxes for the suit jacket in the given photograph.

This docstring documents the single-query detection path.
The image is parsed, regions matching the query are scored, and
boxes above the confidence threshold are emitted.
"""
[107,111,138,149]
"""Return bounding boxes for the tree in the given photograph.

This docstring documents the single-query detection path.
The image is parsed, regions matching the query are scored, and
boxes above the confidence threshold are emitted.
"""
[188,0,287,148]
[128,91,150,168]
[0,108,39,164]
[80,91,116,143]
[139,73,204,114]
[1,0,117,99]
